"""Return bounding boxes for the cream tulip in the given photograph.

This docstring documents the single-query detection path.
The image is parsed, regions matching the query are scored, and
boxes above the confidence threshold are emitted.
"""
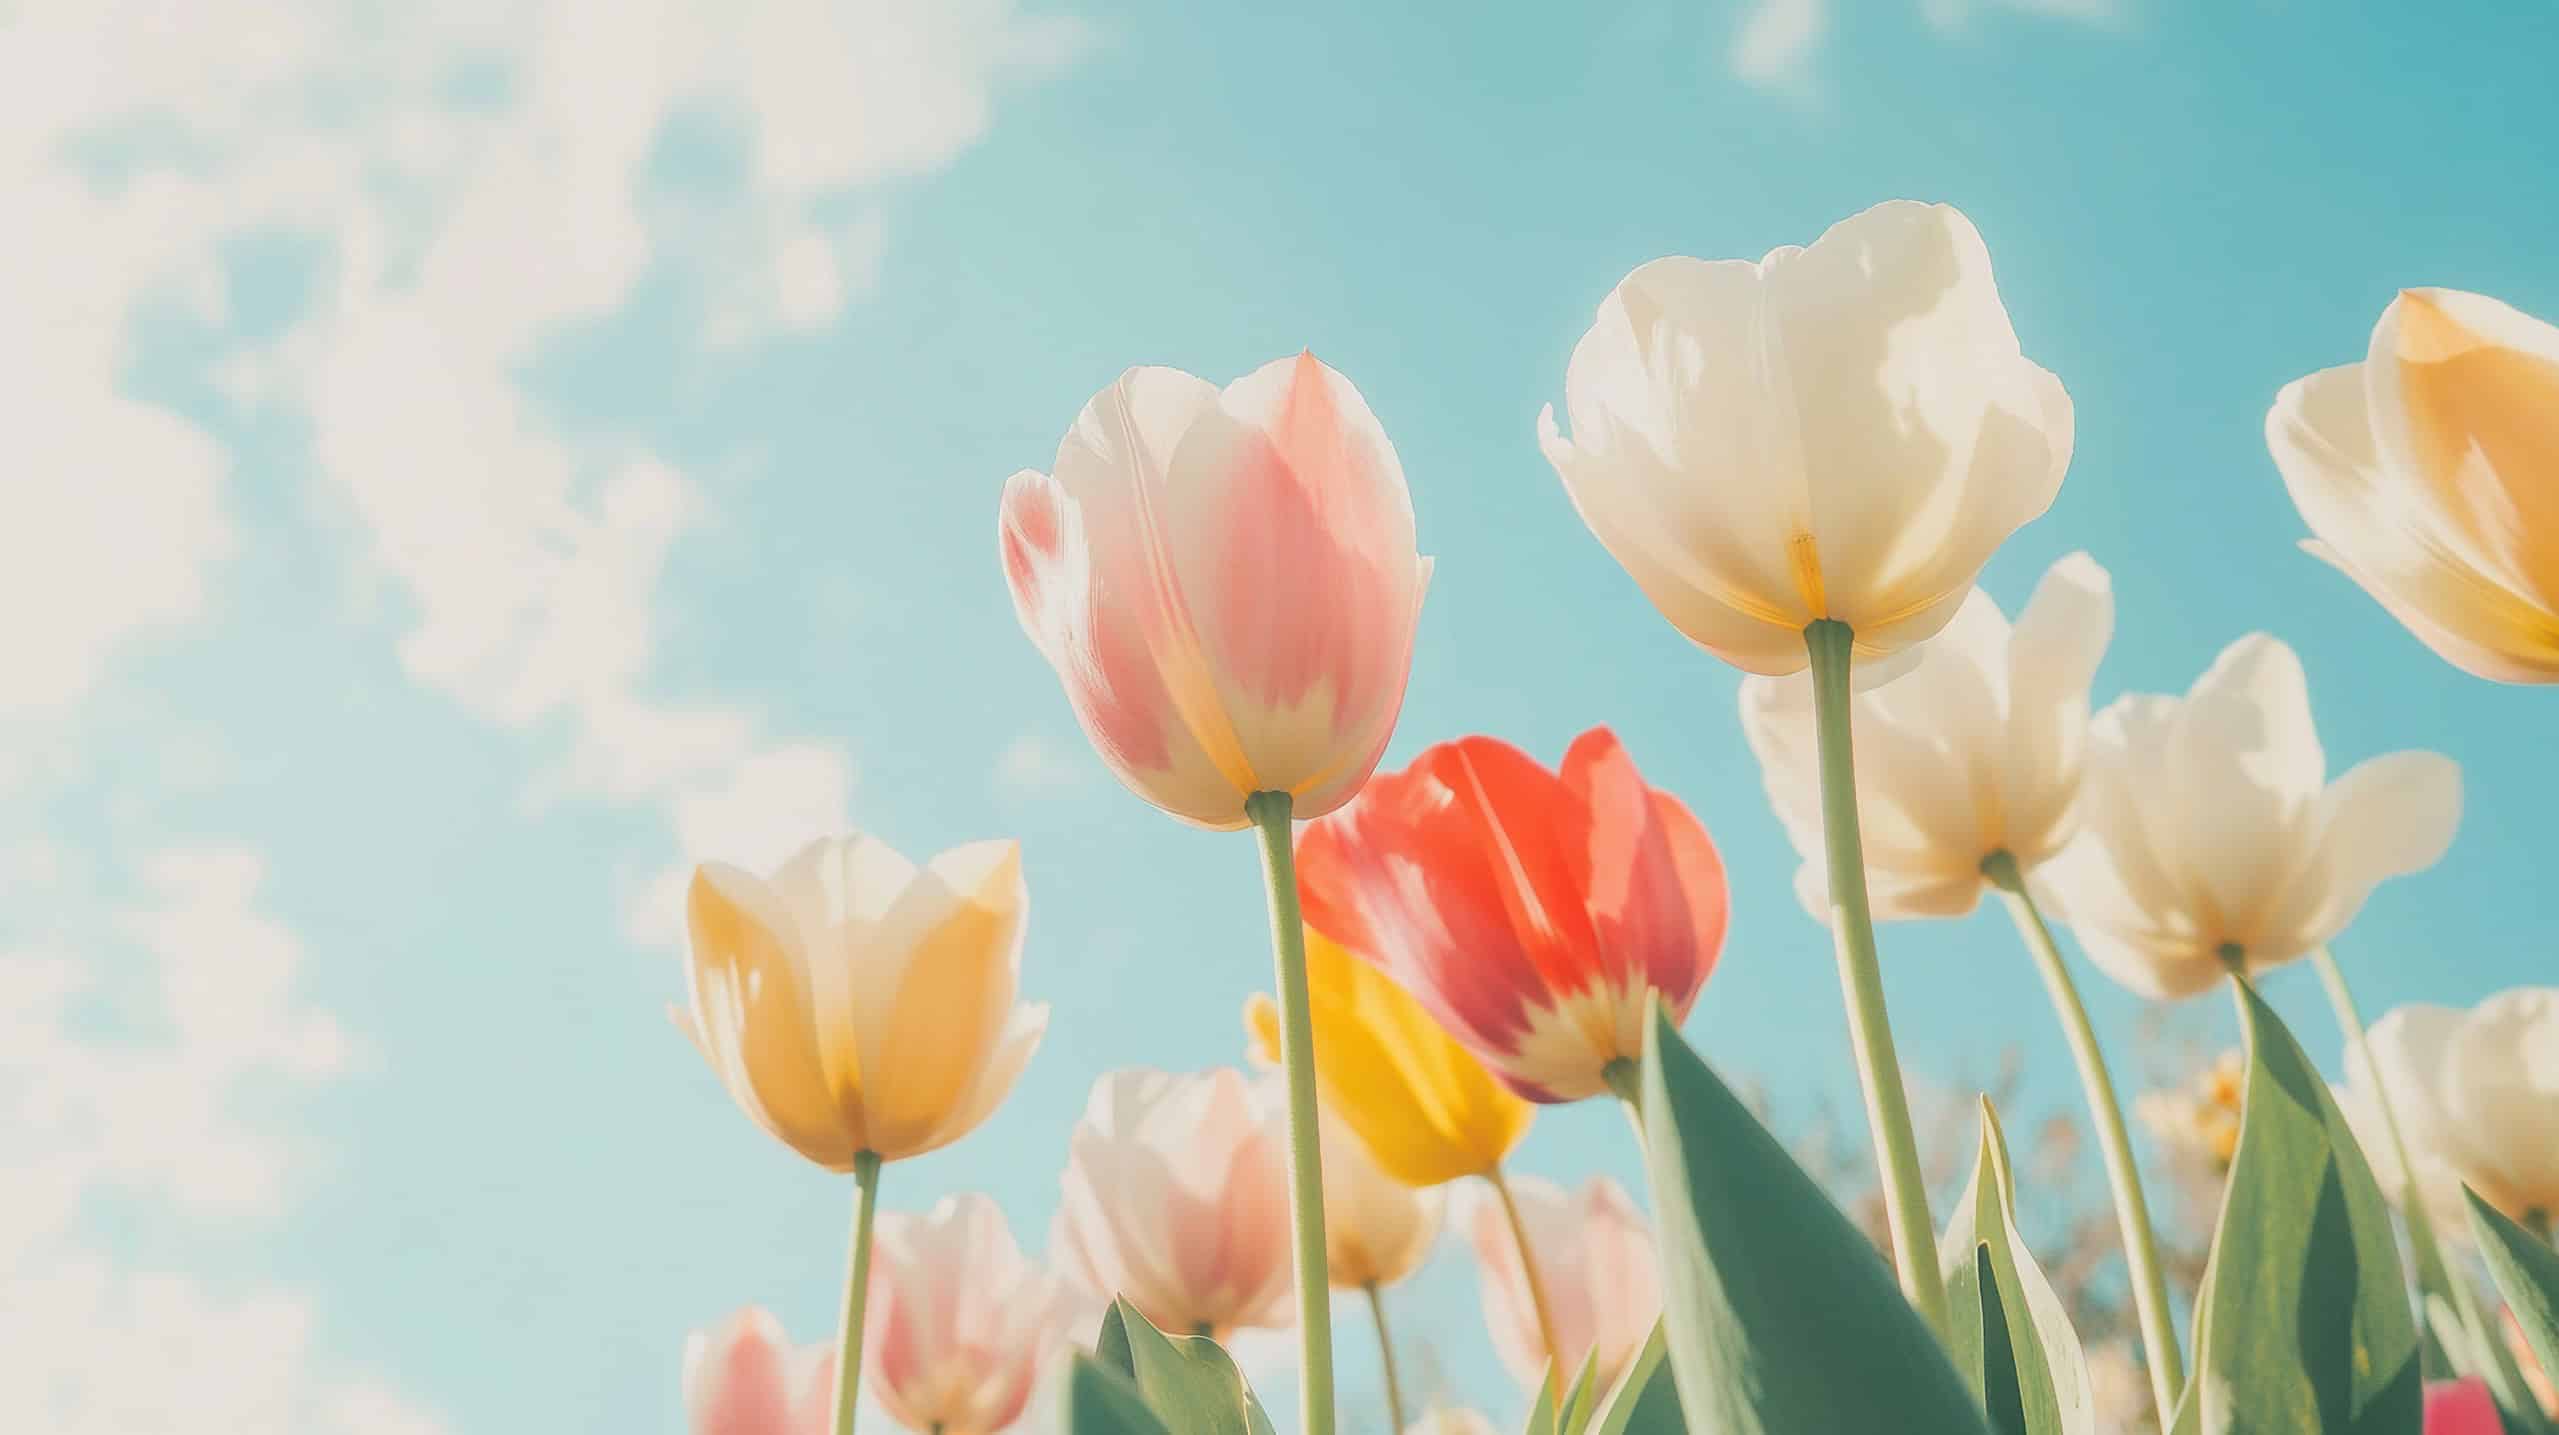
[1539,199,2073,677]
[2342,989,2559,1233]
[1741,552,2114,918]
[1052,1068,1295,1339]
[1315,1104,1441,1290]
[999,354,1432,829]
[676,834,1047,1168]
[2268,287,2559,683]
[2040,634,2461,1000]
[866,1194,1083,1435]
[1461,1175,1660,1392]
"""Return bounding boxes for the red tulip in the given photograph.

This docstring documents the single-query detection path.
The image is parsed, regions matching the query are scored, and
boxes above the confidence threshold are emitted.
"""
[1296,727,1727,1102]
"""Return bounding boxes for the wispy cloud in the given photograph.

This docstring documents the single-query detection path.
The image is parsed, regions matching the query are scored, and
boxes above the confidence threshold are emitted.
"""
[992,731,1094,800]
[1729,0,2115,91]
[0,844,442,1433]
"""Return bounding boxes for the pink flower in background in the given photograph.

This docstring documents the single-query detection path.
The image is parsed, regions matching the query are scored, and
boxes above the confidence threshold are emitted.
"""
[1462,1174,1660,1391]
[683,1308,831,1435]
[1051,1068,1295,1338]
[1297,727,1727,1102]
[2424,1379,2505,1435]
[867,1193,1084,1435]
[1000,353,1432,830]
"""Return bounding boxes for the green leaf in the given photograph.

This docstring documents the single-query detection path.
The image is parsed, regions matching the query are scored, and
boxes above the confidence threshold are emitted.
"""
[2468,1187,2559,1408]
[1090,1300,1277,1435]
[1941,1099,2095,1435]
[1518,1366,1558,1435]
[1636,1003,1996,1435]
[1064,1353,1174,1435]
[2191,981,2420,1434]
[1583,1322,1685,1435]
[1557,1349,1601,1434]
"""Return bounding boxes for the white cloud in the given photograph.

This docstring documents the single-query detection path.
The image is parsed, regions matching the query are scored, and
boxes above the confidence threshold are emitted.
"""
[1732,0,1829,92]
[1730,0,2113,90]
[0,844,446,1434]
[993,731,1093,800]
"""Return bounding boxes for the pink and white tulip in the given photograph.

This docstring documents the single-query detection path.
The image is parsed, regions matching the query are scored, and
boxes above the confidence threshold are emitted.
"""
[1052,1068,1294,1338]
[683,1308,831,1435]
[1462,1175,1660,1392]
[1000,354,1432,829]
[867,1194,1084,1435]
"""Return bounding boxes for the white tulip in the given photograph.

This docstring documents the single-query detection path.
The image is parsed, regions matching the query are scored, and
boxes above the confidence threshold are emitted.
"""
[2040,634,2461,999]
[1540,199,2073,678]
[2343,989,2559,1233]
[1741,553,2113,920]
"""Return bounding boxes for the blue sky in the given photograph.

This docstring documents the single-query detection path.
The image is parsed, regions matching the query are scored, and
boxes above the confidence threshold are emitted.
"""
[7,1,2558,1431]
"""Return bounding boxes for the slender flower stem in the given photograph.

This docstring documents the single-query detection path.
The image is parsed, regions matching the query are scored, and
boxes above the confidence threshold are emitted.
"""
[830,1150,884,1435]
[1602,1057,1648,1148]
[1364,1283,1408,1434]
[2308,948,2462,1307]
[1983,850,2183,1423]
[1485,1162,1567,1388]
[1246,790,1336,1435]
[1803,619,1948,1338]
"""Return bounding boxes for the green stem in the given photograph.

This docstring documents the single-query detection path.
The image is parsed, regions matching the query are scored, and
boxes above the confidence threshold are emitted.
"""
[1984,850,2183,1424]
[830,1150,883,1435]
[1246,790,1336,1435]
[1804,618,1948,1339]
[1365,1283,1407,1434]
[1486,1162,1568,1392]
[1603,1057,1648,1148]
[2308,948,2461,1317]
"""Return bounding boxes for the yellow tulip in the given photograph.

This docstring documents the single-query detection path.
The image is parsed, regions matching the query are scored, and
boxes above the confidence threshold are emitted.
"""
[1244,927,1531,1188]
[676,833,1047,1168]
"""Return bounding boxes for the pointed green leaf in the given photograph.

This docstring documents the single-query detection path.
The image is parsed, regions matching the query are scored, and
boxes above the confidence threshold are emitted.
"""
[1941,1100,2096,1435]
[1558,1349,1602,1434]
[1518,1366,1558,1435]
[1584,1322,1685,1435]
[2468,1187,2559,1405]
[1636,1004,1995,1434]
[1090,1299,1277,1435]
[2192,981,2420,1434]
[1065,1353,1174,1435]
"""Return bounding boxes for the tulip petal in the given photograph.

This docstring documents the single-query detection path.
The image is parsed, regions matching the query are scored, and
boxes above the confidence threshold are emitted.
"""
[2270,750,2460,954]
[1559,727,1725,1038]
[2272,364,2559,682]
[863,849,1027,1156]
[2161,634,2324,954]
[768,833,922,1109]
[685,865,858,1167]
[684,1308,805,1435]
[2443,990,2559,1217]
[999,368,1259,827]
[2368,289,2559,609]
[2000,552,2113,864]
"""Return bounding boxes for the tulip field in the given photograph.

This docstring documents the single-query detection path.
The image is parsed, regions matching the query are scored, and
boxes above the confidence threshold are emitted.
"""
[676,201,2559,1435]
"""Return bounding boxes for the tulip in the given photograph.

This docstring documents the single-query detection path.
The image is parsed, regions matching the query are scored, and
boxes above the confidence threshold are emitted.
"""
[2040,634,2462,1001]
[1242,927,1534,1188]
[1053,1068,1294,1340]
[2268,287,2559,683]
[1541,200,2070,1334]
[1537,199,2072,678]
[866,1194,1083,1435]
[1740,552,2114,920]
[1461,1175,1660,1393]
[1295,726,1726,1105]
[677,834,1048,1435]
[2424,1379,2506,1435]
[2343,989,2559,1234]
[1001,353,1433,1435]
[684,1308,832,1435]
[998,353,1431,830]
